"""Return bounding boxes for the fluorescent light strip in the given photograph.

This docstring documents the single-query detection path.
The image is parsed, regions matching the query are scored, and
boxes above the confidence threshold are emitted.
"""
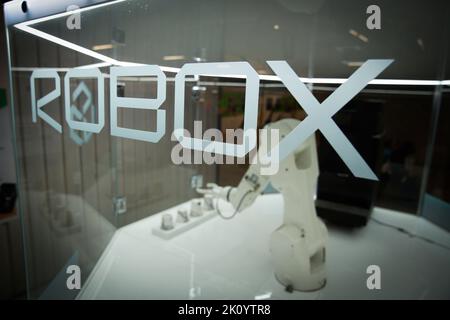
[370,79,441,86]
[13,2,450,87]
[163,55,185,61]
[11,66,71,72]
[92,44,114,51]
[260,76,444,86]
[196,82,436,95]
[298,78,442,86]
[75,62,112,69]
[193,74,448,86]
[12,62,111,72]
[116,62,180,73]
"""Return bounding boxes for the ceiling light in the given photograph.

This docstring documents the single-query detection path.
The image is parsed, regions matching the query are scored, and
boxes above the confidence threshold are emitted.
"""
[349,29,369,43]
[163,55,185,61]
[92,44,113,51]
[358,34,369,43]
[343,61,365,67]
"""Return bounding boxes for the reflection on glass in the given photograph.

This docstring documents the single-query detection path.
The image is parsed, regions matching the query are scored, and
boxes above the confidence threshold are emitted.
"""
[5,0,450,298]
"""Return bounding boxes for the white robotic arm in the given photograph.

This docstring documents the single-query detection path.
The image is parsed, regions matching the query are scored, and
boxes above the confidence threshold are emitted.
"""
[196,168,270,219]
[197,118,327,291]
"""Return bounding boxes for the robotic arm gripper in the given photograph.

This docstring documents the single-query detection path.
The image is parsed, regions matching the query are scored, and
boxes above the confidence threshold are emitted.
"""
[197,118,327,291]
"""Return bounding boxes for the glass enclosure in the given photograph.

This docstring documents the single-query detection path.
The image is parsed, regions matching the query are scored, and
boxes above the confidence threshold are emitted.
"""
[3,0,450,298]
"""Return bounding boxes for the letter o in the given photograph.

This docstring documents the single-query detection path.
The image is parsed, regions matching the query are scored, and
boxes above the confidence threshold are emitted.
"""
[174,62,259,158]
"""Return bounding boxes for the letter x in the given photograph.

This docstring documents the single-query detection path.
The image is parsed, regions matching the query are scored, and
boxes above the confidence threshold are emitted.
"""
[268,59,393,180]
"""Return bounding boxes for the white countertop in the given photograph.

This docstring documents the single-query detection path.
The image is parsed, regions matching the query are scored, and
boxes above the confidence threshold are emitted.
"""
[78,194,450,299]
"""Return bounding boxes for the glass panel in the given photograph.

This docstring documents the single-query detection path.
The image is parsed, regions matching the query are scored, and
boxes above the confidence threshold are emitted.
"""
[4,0,450,299]
[423,92,450,230]
[420,14,450,231]
[8,26,117,299]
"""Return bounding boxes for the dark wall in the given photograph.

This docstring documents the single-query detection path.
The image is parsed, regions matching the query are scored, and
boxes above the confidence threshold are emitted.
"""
[0,7,27,300]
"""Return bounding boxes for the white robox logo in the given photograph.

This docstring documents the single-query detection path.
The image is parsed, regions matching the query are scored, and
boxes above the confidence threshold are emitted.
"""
[29,60,393,180]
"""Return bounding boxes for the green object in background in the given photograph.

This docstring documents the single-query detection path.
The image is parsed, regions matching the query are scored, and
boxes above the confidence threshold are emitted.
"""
[0,88,7,108]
